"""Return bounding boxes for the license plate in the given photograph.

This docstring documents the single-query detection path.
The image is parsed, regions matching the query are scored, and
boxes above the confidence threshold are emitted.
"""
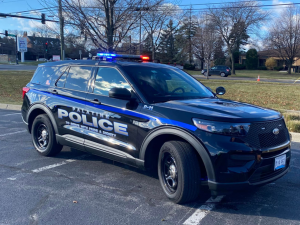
[274,154,286,171]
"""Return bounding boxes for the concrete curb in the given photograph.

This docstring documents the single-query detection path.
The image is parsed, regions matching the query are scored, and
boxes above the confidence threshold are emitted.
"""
[291,132,300,143]
[0,103,21,111]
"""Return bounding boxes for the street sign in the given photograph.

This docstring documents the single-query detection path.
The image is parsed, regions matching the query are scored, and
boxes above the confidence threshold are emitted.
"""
[17,37,27,52]
[53,55,60,61]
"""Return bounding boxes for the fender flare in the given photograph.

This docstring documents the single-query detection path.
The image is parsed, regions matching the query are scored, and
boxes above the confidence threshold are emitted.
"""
[139,127,216,181]
[27,103,59,134]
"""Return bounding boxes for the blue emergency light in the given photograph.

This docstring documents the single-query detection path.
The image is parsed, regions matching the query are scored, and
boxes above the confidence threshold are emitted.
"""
[95,53,150,62]
[97,53,116,57]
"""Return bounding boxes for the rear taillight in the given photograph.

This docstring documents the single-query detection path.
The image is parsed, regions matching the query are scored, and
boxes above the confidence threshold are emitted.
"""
[141,56,150,61]
[226,69,229,72]
[22,87,30,99]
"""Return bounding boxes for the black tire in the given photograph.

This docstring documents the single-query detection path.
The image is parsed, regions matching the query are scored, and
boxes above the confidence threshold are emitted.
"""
[158,141,202,204]
[220,72,227,77]
[31,114,63,156]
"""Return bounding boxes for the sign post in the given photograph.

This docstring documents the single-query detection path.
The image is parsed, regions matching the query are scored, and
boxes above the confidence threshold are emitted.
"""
[79,50,82,60]
[17,37,27,63]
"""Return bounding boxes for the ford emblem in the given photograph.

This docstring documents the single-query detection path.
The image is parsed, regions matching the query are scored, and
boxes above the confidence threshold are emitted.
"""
[273,128,280,135]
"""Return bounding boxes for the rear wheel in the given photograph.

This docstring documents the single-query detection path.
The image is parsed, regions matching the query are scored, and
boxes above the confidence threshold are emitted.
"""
[220,72,227,77]
[31,114,63,156]
[158,141,202,204]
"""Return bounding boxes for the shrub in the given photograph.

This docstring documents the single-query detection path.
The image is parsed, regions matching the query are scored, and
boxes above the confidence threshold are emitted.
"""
[183,64,195,70]
[258,66,267,70]
[234,63,246,70]
[265,57,277,70]
[274,66,284,71]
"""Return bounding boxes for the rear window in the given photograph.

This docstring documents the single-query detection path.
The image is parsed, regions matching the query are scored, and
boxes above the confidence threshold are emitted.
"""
[64,66,92,91]
[31,66,67,86]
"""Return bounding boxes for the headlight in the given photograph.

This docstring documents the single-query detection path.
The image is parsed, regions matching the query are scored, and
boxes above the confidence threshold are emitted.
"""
[192,118,250,136]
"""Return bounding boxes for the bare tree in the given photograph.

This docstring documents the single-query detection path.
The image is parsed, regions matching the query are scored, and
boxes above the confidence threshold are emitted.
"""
[40,0,163,52]
[208,1,268,74]
[192,14,218,76]
[266,5,300,74]
[142,2,180,60]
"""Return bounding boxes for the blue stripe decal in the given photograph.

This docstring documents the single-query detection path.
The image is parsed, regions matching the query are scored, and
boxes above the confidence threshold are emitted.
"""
[31,89,197,131]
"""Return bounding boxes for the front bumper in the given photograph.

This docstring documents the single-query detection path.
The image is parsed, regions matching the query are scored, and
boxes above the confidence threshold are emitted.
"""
[208,147,291,192]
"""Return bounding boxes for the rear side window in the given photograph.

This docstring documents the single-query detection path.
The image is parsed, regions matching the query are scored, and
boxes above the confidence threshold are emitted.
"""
[64,66,92,91]
[31,66,67,86]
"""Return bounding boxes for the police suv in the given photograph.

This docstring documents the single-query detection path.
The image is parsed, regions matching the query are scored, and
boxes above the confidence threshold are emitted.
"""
[22,53,291,204]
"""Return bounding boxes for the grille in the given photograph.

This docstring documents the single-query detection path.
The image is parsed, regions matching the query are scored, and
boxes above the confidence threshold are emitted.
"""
[244,119,289,149]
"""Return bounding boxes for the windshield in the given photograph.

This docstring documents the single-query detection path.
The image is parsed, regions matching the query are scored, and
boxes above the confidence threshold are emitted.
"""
[122,65,214,103]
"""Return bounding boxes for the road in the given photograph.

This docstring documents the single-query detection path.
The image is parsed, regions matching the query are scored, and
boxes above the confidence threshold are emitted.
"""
[0,109,300,225]
[193,74,300,84]
[0,64,37,71]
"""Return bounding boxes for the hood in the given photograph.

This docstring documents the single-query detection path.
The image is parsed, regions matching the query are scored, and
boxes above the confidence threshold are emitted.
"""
[155,98,281,122]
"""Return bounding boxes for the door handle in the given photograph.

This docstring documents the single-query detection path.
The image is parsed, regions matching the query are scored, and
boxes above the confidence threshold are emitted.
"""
[90,99,101,105]
[52,89,58,94]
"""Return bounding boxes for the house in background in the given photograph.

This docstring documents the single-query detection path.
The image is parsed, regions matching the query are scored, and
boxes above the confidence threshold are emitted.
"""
[239,49,300,71]
[23,32,61,60]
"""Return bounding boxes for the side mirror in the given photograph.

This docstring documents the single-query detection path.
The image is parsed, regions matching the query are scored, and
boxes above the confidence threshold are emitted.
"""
[216,86,226,95]
[109,87,131,100]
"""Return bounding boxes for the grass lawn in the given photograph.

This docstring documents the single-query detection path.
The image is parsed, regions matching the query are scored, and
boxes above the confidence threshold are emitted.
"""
[0,71,33,105]
[20,61,47,66]
[185,69,300,80]
[200,79,300,111]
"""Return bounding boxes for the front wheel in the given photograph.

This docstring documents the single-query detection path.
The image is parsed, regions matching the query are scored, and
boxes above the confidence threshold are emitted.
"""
[31,114,63,156]
[158,141,202,204]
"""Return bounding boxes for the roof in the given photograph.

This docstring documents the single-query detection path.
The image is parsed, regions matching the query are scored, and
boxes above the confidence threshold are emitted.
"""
[38,60,177,69]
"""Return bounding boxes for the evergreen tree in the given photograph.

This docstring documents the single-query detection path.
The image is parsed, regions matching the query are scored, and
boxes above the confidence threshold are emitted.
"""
[177,9,198,64]
[245,48,258,69]
[158,20,178,63]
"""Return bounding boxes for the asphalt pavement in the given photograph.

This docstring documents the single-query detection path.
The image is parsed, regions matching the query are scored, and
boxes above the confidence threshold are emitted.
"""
[0,64,37,71]
[0,109,300,225]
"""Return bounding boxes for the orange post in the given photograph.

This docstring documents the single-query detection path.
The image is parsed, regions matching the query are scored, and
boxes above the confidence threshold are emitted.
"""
[257,75,260,81]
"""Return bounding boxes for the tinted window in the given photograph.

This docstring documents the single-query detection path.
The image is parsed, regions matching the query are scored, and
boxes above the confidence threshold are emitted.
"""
[122,66,214,103]
[93,67,131,96]
[31,66,67,86]
[56,71,68,88]
[64,66,92,91]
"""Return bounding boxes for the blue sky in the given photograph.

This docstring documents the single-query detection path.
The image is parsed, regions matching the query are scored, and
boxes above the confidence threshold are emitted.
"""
[0,0,295,34]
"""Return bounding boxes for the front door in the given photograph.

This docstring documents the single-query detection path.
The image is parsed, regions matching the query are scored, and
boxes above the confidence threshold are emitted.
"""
[84,66,141,162]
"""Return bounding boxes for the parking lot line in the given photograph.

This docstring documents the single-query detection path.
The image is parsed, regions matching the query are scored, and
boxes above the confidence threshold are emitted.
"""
[1,113,21,116]
[32,154,88,173]
[183,196,224,225]
[0,130,27,137]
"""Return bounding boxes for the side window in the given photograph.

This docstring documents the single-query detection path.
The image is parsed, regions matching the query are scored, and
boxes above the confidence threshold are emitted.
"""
[64,66,92,91]
[51,66,67,86]
[93,67,131,96]
[211,67,216,70]
[31,66,61,86]
[56,71,68,88]
[31,66,67,86]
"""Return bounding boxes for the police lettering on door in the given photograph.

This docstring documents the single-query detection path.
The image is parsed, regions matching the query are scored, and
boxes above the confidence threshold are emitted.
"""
[58,108,128,136]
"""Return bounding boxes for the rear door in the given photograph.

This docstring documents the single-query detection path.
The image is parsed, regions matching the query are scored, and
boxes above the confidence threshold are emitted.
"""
[84,66,141,160]
[210,66,218,75]
[52,66,93,149]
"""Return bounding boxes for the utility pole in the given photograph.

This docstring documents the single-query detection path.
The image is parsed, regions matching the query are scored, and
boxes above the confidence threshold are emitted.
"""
[58,0,64,60]
[139,10,141,55]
